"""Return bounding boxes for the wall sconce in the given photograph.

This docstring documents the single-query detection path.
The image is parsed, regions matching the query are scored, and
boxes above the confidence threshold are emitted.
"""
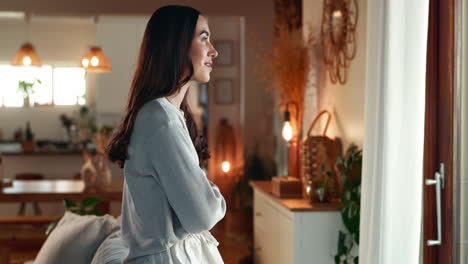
[215,118,237,179]
[282,102,298,177]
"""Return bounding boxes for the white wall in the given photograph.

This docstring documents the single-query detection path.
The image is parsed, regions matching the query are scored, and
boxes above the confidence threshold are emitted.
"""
[302,0,367,149]
[93,16,148,127]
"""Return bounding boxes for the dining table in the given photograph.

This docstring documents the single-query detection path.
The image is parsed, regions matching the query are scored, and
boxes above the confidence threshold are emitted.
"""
[0,178,123,262]
[0,178,124,213]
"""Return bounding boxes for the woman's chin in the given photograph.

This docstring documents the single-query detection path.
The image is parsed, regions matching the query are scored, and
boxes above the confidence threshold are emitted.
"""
[195,75,210,83]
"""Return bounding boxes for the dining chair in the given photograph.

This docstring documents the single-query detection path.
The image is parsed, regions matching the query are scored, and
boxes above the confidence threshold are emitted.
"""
[15,173,44,215]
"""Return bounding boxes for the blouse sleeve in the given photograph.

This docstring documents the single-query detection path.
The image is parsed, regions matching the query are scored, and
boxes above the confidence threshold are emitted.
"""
[144,121,226,233]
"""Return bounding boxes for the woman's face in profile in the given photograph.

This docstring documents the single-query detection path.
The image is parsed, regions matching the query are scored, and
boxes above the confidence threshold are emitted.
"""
[190,15,218,83]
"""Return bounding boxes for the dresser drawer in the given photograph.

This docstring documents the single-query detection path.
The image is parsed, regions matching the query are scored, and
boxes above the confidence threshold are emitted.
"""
[253,189,267,226]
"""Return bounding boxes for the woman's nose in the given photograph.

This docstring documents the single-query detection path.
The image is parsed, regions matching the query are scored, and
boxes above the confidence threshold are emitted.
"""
[209,44,218,59]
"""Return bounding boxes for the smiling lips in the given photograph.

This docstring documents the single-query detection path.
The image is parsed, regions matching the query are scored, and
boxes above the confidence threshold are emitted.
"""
[204,62,213,69]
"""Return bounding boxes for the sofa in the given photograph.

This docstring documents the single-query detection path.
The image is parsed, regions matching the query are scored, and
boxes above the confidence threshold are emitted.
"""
[30,211,129,264]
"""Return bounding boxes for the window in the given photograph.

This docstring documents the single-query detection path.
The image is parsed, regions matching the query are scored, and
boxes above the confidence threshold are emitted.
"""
[0,65,86,107]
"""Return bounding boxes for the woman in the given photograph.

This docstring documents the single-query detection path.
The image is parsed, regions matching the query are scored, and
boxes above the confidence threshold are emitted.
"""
[106,5,226,264]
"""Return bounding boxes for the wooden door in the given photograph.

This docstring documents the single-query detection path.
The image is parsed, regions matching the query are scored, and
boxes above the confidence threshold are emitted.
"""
[423,0,455,262]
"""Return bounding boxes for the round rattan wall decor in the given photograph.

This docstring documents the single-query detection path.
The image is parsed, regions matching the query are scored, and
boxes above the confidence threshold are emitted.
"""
[320,0,358,85]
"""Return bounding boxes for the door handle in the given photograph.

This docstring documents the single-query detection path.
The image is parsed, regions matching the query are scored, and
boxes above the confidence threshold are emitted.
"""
[425,163,445,246]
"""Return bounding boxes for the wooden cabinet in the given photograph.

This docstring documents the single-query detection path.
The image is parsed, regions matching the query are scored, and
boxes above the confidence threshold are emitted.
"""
[252,182,342,264]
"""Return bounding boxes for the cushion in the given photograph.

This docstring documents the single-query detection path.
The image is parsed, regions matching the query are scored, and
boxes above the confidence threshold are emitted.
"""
[91,229,129,264]
[34,211,118,264]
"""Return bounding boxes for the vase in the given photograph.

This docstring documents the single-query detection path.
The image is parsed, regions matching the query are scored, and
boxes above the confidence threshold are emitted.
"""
[95,154,112,187]
[80,158,97,188]
[23,96,30,108]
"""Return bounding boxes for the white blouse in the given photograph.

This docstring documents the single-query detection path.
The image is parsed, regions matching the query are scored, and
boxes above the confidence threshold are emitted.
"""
[121,97,226,263]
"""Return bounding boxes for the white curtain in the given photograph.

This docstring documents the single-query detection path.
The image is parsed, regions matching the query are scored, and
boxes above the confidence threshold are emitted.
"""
[359,0,429,263]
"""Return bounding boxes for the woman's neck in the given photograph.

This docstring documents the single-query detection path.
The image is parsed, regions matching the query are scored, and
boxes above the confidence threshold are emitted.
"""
[166,82,191,109]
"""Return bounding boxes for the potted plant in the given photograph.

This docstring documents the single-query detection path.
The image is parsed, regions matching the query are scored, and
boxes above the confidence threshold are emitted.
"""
[334,145,362,264]
[17,79,41,107]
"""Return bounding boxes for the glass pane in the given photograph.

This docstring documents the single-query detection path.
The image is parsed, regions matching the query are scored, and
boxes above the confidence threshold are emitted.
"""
[28,66,53,105]
[53,67,86,106]
[0,65,22,107]
[0,65,52,107]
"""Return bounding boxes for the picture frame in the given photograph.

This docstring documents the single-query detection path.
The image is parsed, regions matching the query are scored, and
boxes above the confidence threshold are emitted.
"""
[213,40,234,66]
[214,79,234,105]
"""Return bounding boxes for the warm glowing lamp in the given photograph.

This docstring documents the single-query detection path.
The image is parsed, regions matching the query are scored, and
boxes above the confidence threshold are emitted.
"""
[282,121,293,143]
[215,119,236,179]
[221,161,231,173]
[11,43,42,67]
[282,106,295,177]
[81,46,111,73]
[281,102,298,176]
[271,101,303,199]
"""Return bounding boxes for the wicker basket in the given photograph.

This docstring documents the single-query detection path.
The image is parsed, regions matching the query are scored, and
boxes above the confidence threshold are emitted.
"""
[301,110,342,202]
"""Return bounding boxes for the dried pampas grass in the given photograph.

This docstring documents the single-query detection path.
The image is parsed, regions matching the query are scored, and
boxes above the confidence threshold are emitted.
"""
[255,11,316,137]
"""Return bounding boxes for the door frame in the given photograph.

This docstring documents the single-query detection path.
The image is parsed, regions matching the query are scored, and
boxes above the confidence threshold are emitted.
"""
[453,0,463,262]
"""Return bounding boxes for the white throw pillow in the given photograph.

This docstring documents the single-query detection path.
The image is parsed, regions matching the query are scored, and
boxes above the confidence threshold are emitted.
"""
[91,229,129,264]
[34,211,118,264]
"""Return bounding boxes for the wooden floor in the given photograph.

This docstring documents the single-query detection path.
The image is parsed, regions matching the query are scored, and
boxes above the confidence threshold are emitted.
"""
[5,220,252,264]
[212,221,253,264]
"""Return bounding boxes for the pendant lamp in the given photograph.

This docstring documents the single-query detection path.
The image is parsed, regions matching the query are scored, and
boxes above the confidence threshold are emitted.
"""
[11,42,42,67]
[81,46,111,73]
[11,13,42,67]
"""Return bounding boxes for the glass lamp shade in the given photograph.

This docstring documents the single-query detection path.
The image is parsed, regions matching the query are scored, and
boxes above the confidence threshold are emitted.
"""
[282,121,293,142]
[81,46,111,73]
[11,43,42,67]
[221,161,231,173]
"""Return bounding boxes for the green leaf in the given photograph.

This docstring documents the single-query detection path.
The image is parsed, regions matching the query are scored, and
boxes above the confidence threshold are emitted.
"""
[337,155,344,166]
[334,144,362,263]
[338,231,347,254]
[81,197,100,209]
[64,198,77,208]
[335,255,341,264]
[354,256,358,264]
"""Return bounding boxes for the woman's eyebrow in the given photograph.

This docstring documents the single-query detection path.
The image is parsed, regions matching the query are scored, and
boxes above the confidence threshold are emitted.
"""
[200,30,210,36]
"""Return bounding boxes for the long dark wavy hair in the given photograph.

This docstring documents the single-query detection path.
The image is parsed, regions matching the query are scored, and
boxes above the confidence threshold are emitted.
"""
[106,5,210,168]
